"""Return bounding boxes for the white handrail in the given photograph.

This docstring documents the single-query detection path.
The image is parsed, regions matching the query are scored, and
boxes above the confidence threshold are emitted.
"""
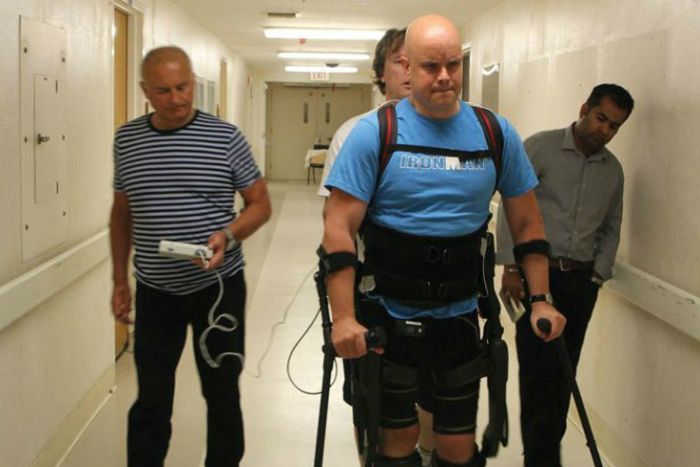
[0,230,109,331]
[605,261,700,342]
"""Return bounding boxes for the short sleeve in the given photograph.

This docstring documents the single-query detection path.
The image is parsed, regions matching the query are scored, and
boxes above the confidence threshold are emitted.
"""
[324,116,381,203]
[496,117,538,198]
[228,129,261,190]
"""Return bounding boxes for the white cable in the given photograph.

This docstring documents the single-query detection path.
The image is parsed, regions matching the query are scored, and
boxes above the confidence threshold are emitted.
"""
[286,307,338,395]
[197,256,338,394]
[247,265,317,378]
[197,251,245,368]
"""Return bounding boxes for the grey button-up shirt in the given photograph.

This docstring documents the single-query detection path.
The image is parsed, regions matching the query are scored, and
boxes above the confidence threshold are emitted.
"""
[496,124,624,280]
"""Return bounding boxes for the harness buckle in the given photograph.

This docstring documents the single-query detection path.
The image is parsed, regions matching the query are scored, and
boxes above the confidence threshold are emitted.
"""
[427,246,455,265]
[426,246,442,263]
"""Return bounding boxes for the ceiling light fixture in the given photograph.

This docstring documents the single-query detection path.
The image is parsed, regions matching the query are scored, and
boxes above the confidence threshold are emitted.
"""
[285,65,358,74]
[265,28,384,40]
[278,52,370,61]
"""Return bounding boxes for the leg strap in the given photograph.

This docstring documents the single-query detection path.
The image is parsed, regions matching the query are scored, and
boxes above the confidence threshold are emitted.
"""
[431,450,486,467]
[381,361,419,429]
[373,450,423,466]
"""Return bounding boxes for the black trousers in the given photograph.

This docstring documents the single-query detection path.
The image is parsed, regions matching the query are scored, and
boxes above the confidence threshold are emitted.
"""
[127,271,246,467]
[516,268,599,467]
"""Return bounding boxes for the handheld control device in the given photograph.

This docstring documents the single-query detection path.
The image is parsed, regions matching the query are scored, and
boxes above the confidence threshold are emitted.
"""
[499,288,526,323]
[158,240,213,260]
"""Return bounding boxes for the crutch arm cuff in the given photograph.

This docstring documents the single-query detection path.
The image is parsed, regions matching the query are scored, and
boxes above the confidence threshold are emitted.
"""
[513,239,550,264]
[316,246,357,274]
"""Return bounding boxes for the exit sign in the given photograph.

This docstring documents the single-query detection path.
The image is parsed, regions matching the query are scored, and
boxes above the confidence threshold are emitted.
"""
[310,71,330,81]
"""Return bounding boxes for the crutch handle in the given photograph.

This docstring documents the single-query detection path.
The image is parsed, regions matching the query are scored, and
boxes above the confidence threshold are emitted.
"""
[365,327,387,350]
[322,327,387,356]
[536,318,552,336]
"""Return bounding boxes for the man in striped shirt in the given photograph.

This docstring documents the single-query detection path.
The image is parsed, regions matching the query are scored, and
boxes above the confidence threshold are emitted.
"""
[109,46,270,467]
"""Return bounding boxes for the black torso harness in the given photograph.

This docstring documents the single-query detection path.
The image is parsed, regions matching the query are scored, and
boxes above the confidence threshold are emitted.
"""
[359,103,504,309]
[367,103,510,459]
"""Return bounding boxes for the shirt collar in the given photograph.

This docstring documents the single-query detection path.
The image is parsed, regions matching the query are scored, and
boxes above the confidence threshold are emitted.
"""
[562,123,610,162]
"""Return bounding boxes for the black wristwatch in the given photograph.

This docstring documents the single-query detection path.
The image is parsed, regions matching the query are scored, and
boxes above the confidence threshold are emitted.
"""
[529,293,554,305]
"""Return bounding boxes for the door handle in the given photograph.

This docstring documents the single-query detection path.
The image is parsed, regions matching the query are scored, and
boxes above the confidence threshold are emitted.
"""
[37,133,50,144]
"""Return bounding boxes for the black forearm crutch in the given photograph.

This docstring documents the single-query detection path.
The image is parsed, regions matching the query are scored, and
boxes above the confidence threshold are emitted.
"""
[537,319,604,467]
[313,269,386,467]
[313,269,335,467]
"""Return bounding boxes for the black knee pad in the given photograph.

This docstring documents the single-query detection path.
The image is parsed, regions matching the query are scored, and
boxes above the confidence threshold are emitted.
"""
[375,450,423,466]
[431,450,486,467]
[380,361,419,429]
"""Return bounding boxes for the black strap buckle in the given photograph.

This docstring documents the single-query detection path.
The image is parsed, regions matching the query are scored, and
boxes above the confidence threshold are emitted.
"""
[426,246,462,265]
[426,246,442,264]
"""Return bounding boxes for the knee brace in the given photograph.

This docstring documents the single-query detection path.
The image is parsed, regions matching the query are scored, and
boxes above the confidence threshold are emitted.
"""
[380,361,419,429]
[375,450,423,466]
[431,450,486,467]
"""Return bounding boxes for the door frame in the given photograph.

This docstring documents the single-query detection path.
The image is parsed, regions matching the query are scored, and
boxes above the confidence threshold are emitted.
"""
[115,0,144,120]
[113,1,143,359]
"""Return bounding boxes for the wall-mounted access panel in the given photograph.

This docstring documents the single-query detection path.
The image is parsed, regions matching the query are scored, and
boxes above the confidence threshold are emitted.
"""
[20,16,68,262]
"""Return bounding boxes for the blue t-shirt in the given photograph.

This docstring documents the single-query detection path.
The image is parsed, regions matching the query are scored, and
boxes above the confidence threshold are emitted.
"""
[326,99,537,319]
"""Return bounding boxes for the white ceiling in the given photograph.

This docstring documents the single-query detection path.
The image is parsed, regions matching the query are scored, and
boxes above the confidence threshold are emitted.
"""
[169,0,499,76]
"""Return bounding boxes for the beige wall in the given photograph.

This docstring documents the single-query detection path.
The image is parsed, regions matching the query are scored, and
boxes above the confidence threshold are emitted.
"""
[0,1,251,466]
[464,1,700,466]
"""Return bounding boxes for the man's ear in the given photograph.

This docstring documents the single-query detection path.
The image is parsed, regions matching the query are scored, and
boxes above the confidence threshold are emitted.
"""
[140,81,148,95]
[579,102,590,118]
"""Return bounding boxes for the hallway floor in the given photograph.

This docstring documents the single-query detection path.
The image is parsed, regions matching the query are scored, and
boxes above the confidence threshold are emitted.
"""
[60,182,601,467]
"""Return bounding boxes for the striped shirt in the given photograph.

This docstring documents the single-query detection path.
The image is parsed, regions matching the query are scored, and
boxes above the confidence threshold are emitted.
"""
[113,110,260,294]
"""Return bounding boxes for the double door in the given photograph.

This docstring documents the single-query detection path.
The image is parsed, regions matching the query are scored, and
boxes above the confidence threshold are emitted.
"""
[266,83,371,180]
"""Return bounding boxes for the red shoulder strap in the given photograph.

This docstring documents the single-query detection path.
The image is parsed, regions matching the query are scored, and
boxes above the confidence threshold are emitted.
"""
[471,105,504,190]
[377,103,397,180]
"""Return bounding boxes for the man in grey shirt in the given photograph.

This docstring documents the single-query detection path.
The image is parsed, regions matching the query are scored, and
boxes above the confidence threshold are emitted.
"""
[496,83,634,467]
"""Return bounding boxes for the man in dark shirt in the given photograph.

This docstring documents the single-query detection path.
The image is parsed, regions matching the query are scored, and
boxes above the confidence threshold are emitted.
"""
[496,83,634,467]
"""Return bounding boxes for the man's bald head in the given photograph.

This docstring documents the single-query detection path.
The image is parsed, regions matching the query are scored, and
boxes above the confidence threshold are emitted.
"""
[141,46,193,80]
[404,14,461,60]
[139,46,196,130]
[402,15,464,118]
